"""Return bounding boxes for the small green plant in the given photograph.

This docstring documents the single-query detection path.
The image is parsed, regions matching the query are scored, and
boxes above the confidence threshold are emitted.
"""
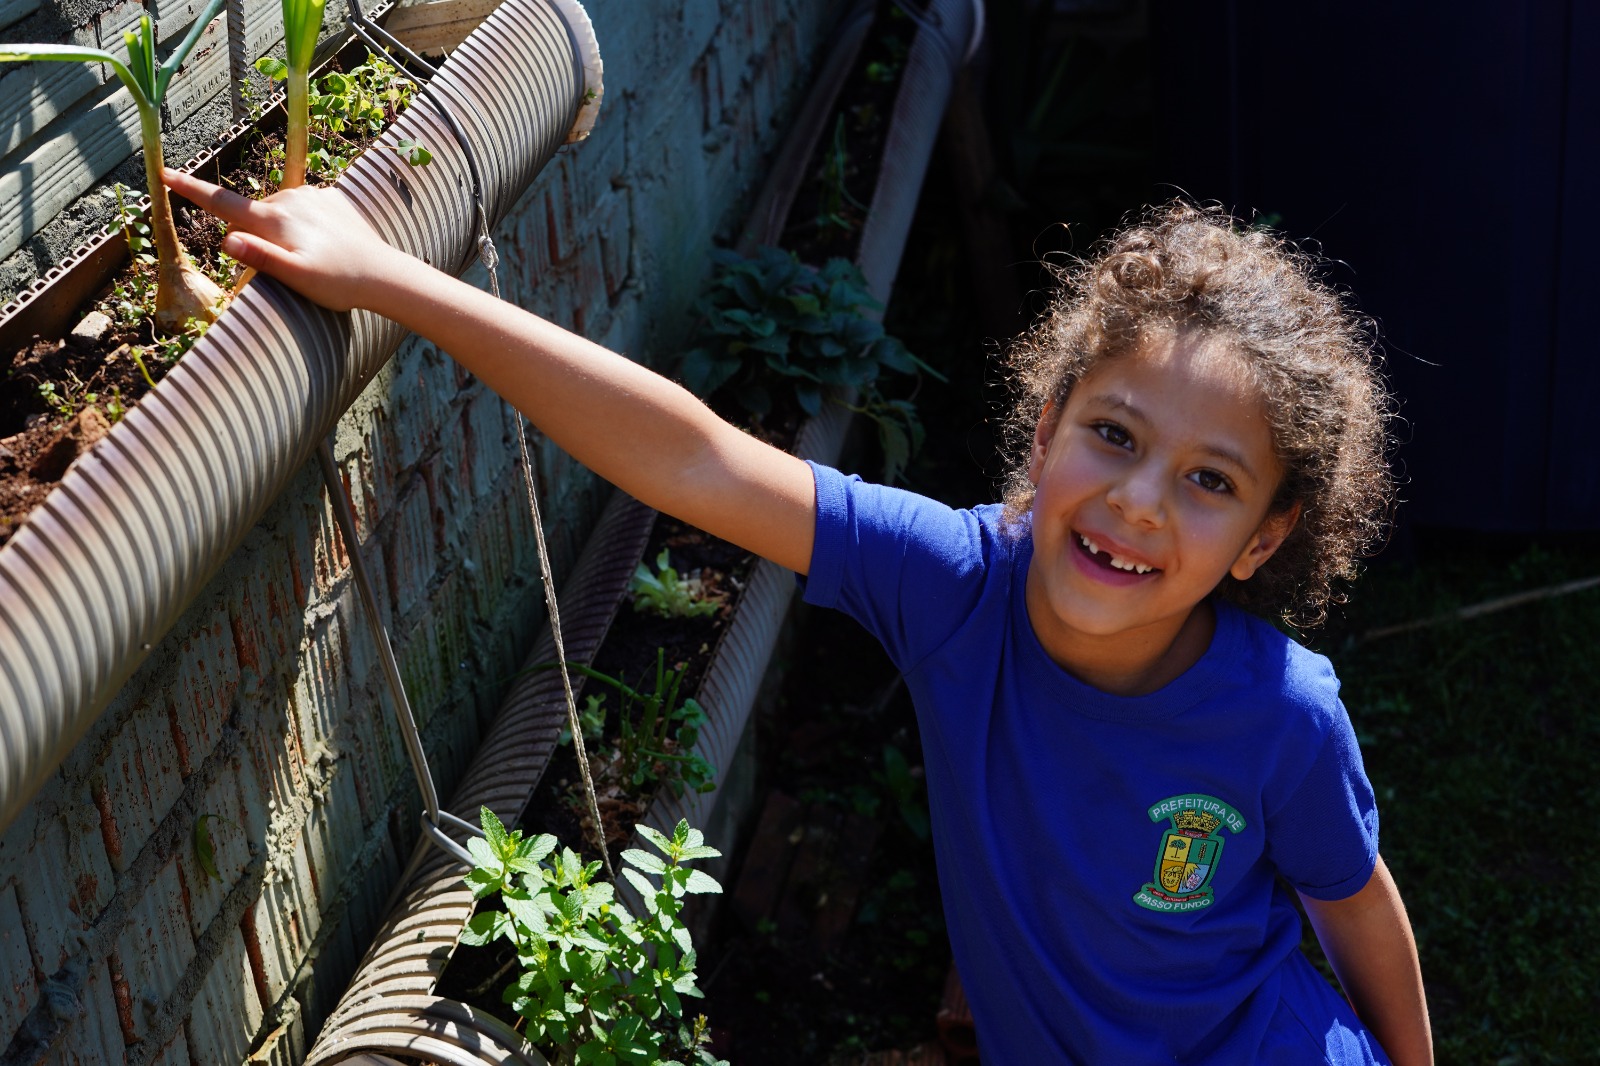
[130,317,209,385]
[37,373,99,423]
[105,183,155,263]
[815,114,865,238]
[460,808,728,1066]
[253,52,426,184]
[559,694,608,747]
[630,550,719,620]
[537,650,716,800]
[1,0,229,330]
[679,247,944,482]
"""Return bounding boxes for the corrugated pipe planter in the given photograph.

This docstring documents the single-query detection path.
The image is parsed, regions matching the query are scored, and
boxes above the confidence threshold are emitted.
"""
[0,0,602,836]
[303,1,981,1062]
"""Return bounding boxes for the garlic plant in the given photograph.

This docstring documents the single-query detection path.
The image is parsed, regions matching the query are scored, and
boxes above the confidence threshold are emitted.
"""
[0,0,229,332]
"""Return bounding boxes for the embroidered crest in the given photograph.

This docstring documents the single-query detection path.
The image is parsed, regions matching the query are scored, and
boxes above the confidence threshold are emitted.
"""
[1133,793,1246,914]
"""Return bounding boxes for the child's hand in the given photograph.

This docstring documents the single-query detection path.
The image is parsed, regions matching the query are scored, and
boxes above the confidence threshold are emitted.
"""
[162,168,404,313]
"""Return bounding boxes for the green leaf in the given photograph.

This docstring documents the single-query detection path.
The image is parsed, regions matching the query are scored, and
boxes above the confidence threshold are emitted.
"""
[480,806,510,854]
[682,869,722,895]
[466,835,500,871]
[460,910,509,946]
[635,823,672,855]
[193,815,220,880]
[505,895,548,936]
[394,137,433,166]
[254,56,289,81]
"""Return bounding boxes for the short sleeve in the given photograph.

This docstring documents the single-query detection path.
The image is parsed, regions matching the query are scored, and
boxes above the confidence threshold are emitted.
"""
[1263,701,1380,901]
[801,462,992,672]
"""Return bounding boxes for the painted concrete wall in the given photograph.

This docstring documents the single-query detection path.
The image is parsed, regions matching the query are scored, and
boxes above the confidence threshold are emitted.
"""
[0,0,833,1062]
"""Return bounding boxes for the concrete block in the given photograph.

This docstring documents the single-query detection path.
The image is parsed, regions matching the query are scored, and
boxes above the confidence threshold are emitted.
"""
[96,0,147,52]
[311,488,352,603]
[383,474,439,622]
[167,603,239,780]
[93,693,186,870]
[147,1032,192,1066]
[0,80,141,262]
[180,774,252,940]
[0,0,40,33]
[161,12,229,126]
[243,994,303,1066]
[303,905,357,1027]
[226,722,274,848]
[246,881,297,1006]
[229,540,300,680]
[243,691,309,827]
[0,54,103,159]
[115,856,196,1044]
[456,384,514,504]
[187,928,263,1066]
[41,951,125,1066]
[341,684,405,827]
[0,883,39,1043]
[14,803,103,977]
[300,759,363,916]
[397,602,446,732]
[291,608,352,755]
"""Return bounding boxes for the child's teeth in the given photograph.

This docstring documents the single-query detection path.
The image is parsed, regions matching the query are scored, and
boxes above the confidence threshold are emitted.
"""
[1080,534,1152,574]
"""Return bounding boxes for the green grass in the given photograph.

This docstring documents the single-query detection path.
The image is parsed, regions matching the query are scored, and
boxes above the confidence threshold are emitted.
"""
[1305,536,1600,1065]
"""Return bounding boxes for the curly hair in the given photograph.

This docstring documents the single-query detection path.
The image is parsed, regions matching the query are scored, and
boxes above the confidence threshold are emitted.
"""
[1000,201,1395,629]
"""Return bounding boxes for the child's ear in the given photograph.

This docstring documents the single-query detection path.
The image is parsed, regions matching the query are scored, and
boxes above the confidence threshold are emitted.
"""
[1027,402,1061,486]
[1230,502,1302,581]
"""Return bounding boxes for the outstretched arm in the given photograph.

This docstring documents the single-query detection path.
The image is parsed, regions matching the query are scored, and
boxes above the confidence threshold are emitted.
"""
[165,168,817,574]
[1299,854,1433,1066]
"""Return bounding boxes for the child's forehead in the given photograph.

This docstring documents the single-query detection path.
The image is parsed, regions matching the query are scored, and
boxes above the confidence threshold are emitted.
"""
[1067,332,1264,410]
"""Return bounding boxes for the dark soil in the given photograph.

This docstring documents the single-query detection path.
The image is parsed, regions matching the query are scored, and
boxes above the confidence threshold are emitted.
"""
[0,54,392,546]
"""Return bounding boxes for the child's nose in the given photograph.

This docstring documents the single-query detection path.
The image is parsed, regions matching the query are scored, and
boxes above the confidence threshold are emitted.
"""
[1106,465,1166,527]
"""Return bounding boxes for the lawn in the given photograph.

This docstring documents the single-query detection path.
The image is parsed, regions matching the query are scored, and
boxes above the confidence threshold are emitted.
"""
[1309,534,1600,1064]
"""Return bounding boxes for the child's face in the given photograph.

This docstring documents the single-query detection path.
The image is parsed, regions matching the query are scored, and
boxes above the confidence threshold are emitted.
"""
[1024,333,1296,677]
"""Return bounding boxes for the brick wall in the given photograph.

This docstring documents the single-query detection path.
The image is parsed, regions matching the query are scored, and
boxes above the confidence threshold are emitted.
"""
[0,0,833,1061]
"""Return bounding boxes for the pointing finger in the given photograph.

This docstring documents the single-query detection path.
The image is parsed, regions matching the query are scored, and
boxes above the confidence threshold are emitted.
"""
[162,167,257,227]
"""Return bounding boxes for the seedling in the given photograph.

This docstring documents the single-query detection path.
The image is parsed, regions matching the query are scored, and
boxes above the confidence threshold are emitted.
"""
[254,52,427,184]
[460,808,729,1065]
[1,0,229,331]
[558,694,608,747]
[630,549,720,620]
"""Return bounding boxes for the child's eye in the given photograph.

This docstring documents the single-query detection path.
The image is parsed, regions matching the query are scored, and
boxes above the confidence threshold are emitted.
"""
[1093,422,1132,448]
[1189,469,1234,494]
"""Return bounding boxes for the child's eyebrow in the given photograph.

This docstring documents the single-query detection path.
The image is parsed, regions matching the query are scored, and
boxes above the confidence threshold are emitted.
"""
[1086,394,1263,484]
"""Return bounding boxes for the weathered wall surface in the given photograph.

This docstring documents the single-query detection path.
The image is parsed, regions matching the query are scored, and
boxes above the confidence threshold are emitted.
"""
[0,0,831,1061]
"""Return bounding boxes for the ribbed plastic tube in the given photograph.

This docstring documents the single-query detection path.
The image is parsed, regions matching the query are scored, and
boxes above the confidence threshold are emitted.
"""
[0,0,600,834]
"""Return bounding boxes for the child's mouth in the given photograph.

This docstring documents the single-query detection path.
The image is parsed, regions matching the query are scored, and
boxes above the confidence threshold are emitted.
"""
[1075,533,1159,577]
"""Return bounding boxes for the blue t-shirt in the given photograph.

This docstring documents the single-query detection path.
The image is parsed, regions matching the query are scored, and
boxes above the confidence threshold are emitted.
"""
[801,464,1388,1065]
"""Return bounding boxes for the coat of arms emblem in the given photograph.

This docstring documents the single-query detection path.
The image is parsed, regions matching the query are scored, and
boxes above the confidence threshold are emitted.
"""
[1134,793,1246,913]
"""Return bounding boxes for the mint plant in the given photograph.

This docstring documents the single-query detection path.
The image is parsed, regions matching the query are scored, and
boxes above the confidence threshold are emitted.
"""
[678,246,944,482]
[630,550,719,620]
[460,808,729,1066]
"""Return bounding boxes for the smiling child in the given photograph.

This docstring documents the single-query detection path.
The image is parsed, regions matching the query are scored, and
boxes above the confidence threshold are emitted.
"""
[164,168,1430,1064]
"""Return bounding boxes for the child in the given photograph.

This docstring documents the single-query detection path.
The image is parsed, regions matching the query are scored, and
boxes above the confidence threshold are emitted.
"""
[164,169,1432,1064]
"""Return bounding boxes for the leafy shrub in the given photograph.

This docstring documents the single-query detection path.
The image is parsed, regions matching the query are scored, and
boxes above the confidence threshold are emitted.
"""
[679,246,943,482]
[461,809,728,1065]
